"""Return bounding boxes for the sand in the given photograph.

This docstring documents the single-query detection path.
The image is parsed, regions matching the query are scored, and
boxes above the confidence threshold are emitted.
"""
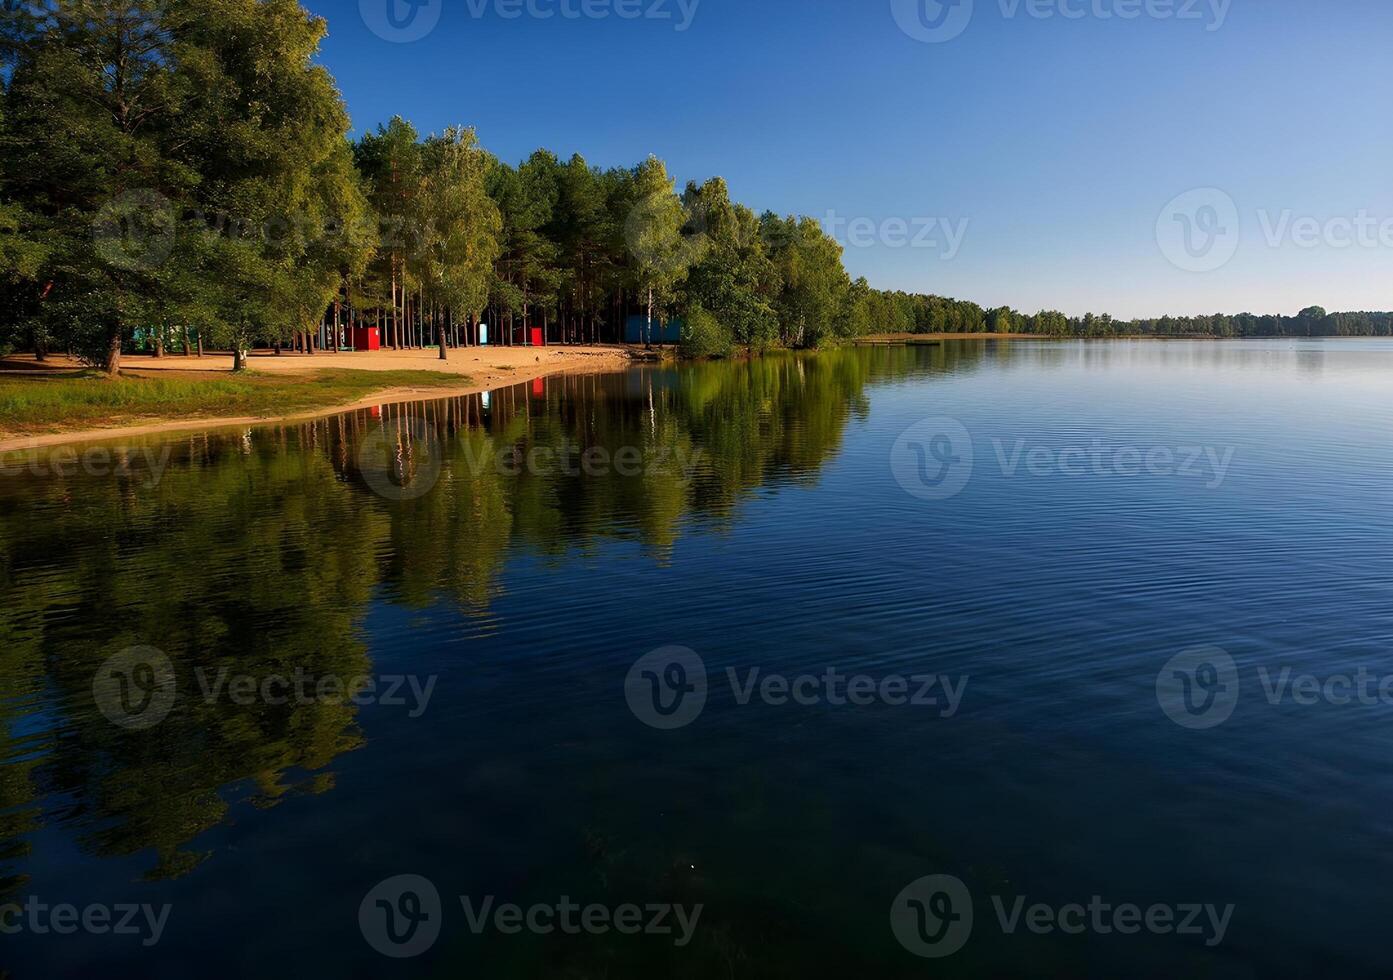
[120,344,632,381]
[0,345,636,453]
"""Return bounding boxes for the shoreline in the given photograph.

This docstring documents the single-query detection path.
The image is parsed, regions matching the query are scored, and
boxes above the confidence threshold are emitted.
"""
[856,332,1385,342]
[855,333,1033,343]
[0,346,635,455]
[5,333,1383,454]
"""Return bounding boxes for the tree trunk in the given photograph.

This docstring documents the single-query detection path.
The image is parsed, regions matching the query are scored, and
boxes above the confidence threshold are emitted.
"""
[183,326,192,356]
[233,348,248,372]
[438,305,448,361]
[390,265,398,348]
[646,286,654,350]
[154,326,164,358]
[105,327,122,376]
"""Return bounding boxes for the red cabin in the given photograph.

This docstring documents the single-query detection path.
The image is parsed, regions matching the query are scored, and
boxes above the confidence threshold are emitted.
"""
[351,326,381,351]
[530,327,545,347]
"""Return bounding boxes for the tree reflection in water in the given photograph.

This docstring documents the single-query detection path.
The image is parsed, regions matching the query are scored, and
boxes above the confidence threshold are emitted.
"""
[0,344,981,891]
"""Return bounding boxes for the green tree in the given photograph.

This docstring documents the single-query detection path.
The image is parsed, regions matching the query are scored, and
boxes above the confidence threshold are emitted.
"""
[278,140,376,358]
[625,156,692,348]
[762,214,851,348]
[417,127,501,360]
[551,154,613,345]
[355,117,424,350]
[171,0,368,369]
[681,177,776,351]
[1,0,188,373]
[488,150,563,343]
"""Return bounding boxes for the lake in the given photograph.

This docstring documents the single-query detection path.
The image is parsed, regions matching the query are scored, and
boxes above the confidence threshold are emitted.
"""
[2,339,1391,977]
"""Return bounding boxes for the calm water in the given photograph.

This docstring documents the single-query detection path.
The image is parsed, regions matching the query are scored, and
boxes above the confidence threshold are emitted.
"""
[2,339,1392,977]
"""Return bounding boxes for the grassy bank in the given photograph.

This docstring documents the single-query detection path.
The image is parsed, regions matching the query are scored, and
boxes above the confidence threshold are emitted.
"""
[0,368,471,438]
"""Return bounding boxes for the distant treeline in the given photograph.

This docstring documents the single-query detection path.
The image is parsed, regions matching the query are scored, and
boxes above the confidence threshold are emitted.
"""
[856,293,1393,339]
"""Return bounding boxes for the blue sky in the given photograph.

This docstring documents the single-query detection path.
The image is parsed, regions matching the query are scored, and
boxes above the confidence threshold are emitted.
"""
[306,0,1393,318]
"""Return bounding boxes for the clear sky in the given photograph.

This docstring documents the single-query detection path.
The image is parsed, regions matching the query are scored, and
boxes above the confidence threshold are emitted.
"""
[305,0,1392,318]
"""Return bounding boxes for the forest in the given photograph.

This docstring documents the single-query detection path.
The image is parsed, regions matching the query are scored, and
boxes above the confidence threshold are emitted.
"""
[0,2,1386,377]
[858,294,1393,340]
[0,0,869,371]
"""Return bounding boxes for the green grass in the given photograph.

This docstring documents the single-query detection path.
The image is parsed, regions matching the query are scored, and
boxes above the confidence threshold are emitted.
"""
[0,368,470,437]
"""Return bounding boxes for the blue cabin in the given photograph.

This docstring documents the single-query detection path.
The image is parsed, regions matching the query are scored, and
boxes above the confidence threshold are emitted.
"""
[624,314,683,345]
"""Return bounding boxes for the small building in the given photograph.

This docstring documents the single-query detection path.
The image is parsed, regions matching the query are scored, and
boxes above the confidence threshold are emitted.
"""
[624,314,683,345]
[530,326,545,347]
[351,325,381,351]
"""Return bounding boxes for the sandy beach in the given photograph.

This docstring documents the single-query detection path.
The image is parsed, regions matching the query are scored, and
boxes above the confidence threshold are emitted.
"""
[0,345,636,453]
